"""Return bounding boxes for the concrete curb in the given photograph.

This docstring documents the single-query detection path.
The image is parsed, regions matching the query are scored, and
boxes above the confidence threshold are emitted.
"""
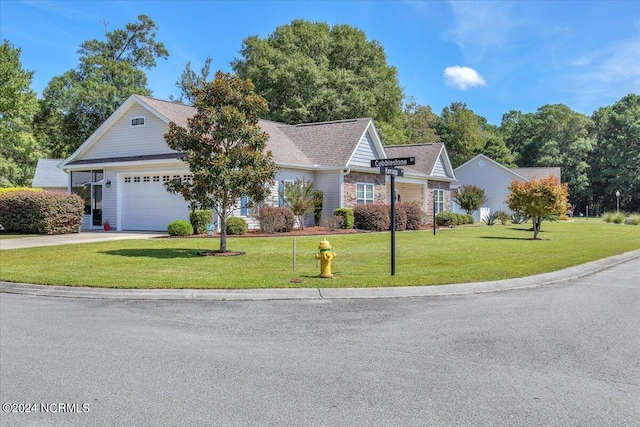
[2,250,638,301]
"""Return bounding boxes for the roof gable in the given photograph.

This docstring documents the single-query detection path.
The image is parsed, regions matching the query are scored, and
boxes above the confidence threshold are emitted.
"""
[383,143,456,180]
[455,154,527,181]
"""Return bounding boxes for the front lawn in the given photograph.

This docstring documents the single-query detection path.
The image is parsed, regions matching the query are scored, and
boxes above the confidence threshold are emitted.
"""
[1,220,638,289]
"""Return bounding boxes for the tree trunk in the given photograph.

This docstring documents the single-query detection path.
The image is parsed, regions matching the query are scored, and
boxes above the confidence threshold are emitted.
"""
[219,216,227,253]
[532,216,540,239]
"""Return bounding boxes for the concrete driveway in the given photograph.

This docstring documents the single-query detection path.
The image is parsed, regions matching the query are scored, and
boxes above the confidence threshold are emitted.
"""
[0,231,166,250]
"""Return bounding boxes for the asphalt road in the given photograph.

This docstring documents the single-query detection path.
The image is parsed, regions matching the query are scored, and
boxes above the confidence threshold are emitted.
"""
[1,258,639,426]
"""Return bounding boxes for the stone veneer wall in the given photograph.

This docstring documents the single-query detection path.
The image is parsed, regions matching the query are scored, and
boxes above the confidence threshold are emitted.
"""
[343,171,386,209]
[424,181,451,225]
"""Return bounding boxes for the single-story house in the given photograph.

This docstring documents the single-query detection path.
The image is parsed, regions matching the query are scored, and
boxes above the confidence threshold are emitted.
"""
[59,95,457,231]
[452,154,562,221]
[32,159,68,191]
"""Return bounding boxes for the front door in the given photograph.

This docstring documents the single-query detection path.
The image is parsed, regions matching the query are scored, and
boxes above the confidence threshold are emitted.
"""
[92,184,103,226]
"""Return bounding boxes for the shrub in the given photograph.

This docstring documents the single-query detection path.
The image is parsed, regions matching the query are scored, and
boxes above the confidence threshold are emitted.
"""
[226,217,248,235]
[403,202,423,230]
[602,211,615,223]
[167,220,193,236]
[626,213,640,225]
[456,213,468,225]
[333,208,354,229]
[511,212,526,224]
[466,214,475,224]
[353,204,390,231]
[483,212,497,226]
[389,204,407,231]
[494,210,510,225]
[0,190,83,234]
[559,213,569,221]
[435,212,457,226]
[0,187,43,197]
[612,212,626,224]
[189,210,213,235]
[321,214,343,231]
[258,206,295,233]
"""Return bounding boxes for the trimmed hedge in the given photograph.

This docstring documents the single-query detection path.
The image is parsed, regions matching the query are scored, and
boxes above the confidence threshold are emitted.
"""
[333,207,354,229]
[0,187,43,197]
[190,210,213,234]
[0,190,83,234]
[258,206,295,233]
[167,220,194,236]
[403,202,423,230]
[435,212,458,226]
[226,217,248,235]
[389,203,407,231]
[354,204,390,231]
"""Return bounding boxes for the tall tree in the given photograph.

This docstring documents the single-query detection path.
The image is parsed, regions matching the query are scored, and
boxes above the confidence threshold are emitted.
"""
[170,56,212,105]
[500,105,593,209]
[437,102,485,167]
[164,71,279,253]
[232,20,406,144]
[0,40,46,187]
[590,94,640,212]
[37,15,169,157]
[507,176,569,239]
[403,98,440,144]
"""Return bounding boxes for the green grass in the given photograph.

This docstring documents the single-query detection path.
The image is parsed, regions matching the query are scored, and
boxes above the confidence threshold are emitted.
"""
[1,220,639,289]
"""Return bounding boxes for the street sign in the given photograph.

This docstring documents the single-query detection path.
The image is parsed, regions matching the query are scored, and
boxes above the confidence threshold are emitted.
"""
[370,157,415,168]
[381,166,404,177]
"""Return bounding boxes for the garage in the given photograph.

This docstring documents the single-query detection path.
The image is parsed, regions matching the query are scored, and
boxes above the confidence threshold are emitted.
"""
[121,173,190,231]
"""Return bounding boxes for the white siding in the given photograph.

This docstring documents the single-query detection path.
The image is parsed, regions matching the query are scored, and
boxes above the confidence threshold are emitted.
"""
[313,171,342,216]
[348,131,378,168]
[432,154,452,178]
[80,104,174,160]
[455,157,518,216]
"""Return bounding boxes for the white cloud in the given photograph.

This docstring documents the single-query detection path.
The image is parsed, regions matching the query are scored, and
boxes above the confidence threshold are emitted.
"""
[443,66,487,90]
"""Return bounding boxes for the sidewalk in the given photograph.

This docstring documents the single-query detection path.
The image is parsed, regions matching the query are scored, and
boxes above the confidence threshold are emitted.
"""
[0,231,166,250]
[1,250,638,301]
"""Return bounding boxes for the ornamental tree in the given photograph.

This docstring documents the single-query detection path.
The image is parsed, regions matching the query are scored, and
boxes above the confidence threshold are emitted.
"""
[281,178,316,230]
[453,185,488,215]
[164,71,279,253]
[507,176,568,239]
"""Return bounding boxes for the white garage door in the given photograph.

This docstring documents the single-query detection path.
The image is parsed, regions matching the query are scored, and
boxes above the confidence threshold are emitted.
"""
[121,174,190,231]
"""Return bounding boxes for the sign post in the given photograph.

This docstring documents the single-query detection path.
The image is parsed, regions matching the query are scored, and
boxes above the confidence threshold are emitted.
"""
[370,157,415,276]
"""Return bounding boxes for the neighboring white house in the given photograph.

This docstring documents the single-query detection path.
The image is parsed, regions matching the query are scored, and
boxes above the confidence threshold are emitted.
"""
[453,154,561,221]
[32,159,68,191]
[59,95,457,231]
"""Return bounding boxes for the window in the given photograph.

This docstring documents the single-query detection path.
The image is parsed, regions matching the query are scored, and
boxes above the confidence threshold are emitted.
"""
[162,176,170,183]
[152,176,160,182]
[240,196,249,216]
[278,181,285,207]
[143,176,150,182]
[133,176,140,183]
[124,177,131,183]
[130,117,145,127]
[356,183,374,205]
[434,189,445,214]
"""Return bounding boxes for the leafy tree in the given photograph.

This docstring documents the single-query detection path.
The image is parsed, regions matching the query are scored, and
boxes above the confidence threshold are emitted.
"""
[590,94,640,213]
[37,15,169,157]
[0,40,46,186]
[164,71,279,253]
[437,102,486,167]
[170,55,212,105]
[280,177,316,230]
[507,176,569,239]
[232,20,406,144]
[403,98,440,144]
[500,105,593,209]
[453,185,488,215]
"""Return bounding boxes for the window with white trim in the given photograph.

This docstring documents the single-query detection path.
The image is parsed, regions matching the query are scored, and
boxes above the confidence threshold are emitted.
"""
[124,177,131,183]
[130,117,145,127]
[162,176,170,183]
[133,176,140,183]
[152,176,160,182]
[356,183,374,205]
[143,176,150,182]
[434,189,445,214]
[240,196,249,216]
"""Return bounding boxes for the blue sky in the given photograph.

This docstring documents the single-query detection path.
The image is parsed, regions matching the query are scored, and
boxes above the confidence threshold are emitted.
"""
[2,0,639,125]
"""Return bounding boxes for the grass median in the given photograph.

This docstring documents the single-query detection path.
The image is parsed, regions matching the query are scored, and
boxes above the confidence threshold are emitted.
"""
[1,219,638,289]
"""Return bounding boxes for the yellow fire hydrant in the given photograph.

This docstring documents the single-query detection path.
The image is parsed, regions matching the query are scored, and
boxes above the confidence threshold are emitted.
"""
[314,239,337,278]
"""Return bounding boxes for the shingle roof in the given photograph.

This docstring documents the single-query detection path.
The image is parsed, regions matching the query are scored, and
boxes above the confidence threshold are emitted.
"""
[32,159,67,187]
[66,153,181,166]
[280,118,372,167]
[134,96,368,168]
[384,143,444,177]
[514,167,562,182]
